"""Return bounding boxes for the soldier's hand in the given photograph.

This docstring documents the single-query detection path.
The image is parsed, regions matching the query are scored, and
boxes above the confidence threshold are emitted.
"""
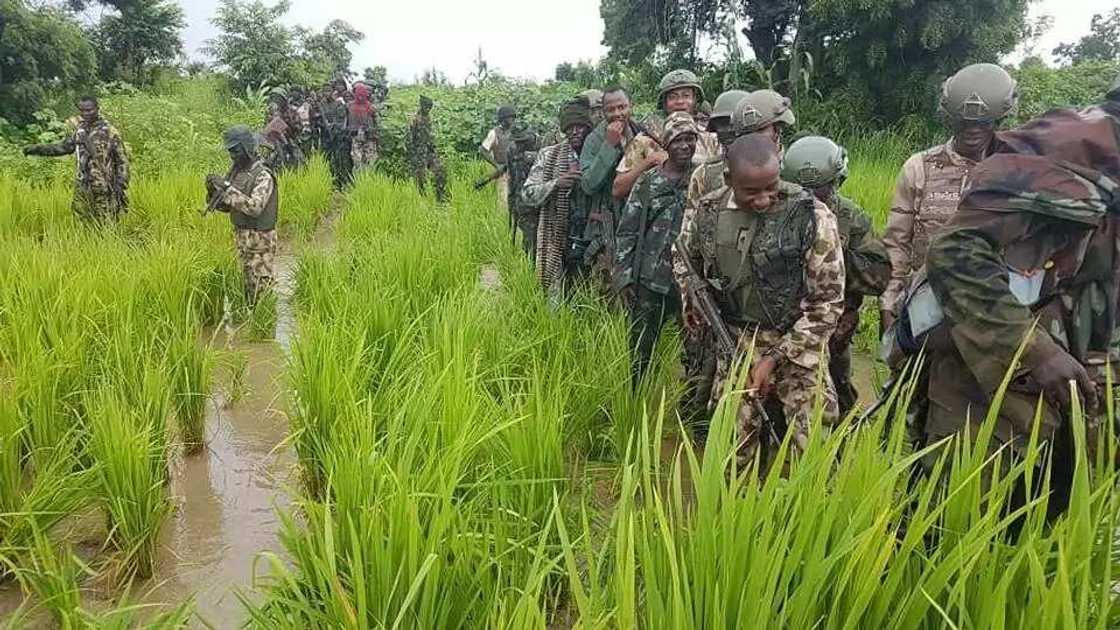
[749,354,779,398]
[606,121,625,147]
[205,174,224,191]
[556,172,581,191]
[1032,350,1097,414]
[645,150,668,170]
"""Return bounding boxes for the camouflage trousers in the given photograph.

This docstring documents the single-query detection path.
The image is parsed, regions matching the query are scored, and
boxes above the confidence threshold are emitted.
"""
[497,173,510,212]
[74,187,126,222]
[626,285,681,386]
[712,326,838,468]
[829,344,858,420]
[351,137,379,172]
[234,228,278,305]
[517,210,539,259]
[413,154,448,203]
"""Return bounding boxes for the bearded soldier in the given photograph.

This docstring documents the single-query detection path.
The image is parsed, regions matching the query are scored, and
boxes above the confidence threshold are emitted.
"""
[206,126,279,307]
[409,95,449,203]
[524,98,594,298]
[348,82,380,174]
[481,105,518,211]
[909,85,1120,520]
[880,63,1019,330]
[679,134,844,466]
[782,136,890,417]
[614,112,699,384]
[23,96,130,222]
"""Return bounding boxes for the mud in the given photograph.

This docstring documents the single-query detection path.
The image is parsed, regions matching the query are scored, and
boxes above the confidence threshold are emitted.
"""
[479,263,502,291]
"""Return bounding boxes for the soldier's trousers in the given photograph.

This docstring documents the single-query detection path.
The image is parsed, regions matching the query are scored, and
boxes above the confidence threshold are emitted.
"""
[517,212,538,259]
[626,285,681,386]
[351,137,379,173]
[327,141,353,188]
[681,320,718,430]
[74,188,125,222]
[414,155,448,202]
[497,173,510,212]
[234,228,278,306]
[830,344,858,419]
[713,329,838,468]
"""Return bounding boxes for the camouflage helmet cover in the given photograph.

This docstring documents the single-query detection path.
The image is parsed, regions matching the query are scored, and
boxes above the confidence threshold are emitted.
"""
[661,111,700,146]
[781,136,849,188]
[579,88,604,109]
[711,89,750,121]
[939,63,1019,122]
[658,69,704,107]
[730,89,795,135]
[1108,72,1120,101]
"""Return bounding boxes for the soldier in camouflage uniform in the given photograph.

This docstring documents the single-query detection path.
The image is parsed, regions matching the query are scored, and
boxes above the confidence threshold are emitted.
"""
[481,105,518,212]
[23,96,130,222]
[506,126,539,257]
[881,63,1018,329]
[913,94,1120,519]
[205,126,280,307]
[580,89,605,127]
[614,112,699,384]
[679,133,844,466]
[409,96,449,203]
[318,80,354,188]
[348,82,380,174]
[782,136,890,417]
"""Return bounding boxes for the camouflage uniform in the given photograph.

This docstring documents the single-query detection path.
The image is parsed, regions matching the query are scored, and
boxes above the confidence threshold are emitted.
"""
[348,86,380,173]
[319,98,353,188]
[880,141,977,314]
[214,160,279,305]
[481,124,514,209]
[680,182,845,464]
[614,166,691,383]
[24,117,130,221]
[409,103,448,203]
[506,141,538,257]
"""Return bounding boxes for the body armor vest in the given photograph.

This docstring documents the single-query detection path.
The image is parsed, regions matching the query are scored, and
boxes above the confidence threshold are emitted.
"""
[910,148,974,271]
[709,184,817,331]
[229,161,278,231]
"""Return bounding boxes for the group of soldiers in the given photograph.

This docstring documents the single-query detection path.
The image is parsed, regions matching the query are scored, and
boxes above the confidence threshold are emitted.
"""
[19,65,1120,513]
[486,64,1120,507]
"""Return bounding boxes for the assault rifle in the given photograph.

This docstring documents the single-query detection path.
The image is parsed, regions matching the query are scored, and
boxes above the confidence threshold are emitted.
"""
[202,169,234,216]
[676,240,775,436]
[473,164,507,191]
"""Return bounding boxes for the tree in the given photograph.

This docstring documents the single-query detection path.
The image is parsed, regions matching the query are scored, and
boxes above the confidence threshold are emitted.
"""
[1053,9,1120,64]
[0,0,97,124]
[299,19,363,79]
[599,0,723,66]
[89,0,185,84]
[737,0,803,66]
[206,0,304,89]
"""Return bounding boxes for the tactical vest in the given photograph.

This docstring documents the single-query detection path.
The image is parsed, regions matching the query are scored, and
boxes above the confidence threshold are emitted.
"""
[910,148,974,270]
[709,184,818,331]
[229,161,278,231]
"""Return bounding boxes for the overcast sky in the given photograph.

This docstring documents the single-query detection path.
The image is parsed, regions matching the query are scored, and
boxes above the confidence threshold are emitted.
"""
[177,0,1118,84]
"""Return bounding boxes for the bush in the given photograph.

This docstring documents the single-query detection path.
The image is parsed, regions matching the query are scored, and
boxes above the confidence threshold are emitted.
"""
[1012,59,1120,123]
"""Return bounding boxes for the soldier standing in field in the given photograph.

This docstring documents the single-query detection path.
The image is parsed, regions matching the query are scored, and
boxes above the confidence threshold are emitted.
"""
[506,126,539,257]
[23,95,130,222]
[318,79,353,188]
[880,63,1019,330]
[911,87,1120,520]
[782,136,890,417]
[480,105,518,211]
[409,95,449,203]
[205,126,279,307]
[678,134,844,466]
[614,112,699,384]
[524,97,594,299]
[348,82,380,175]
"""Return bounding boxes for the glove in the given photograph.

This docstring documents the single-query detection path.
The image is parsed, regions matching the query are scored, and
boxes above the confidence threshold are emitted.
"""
[205,174,225,192]
[1031,349,1097,414]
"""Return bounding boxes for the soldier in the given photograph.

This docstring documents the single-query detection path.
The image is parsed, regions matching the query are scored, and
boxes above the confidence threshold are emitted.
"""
[782,136,890,417]
[262,97,305,172]
[318,80,353,188]
[679,133,844,466]
[409,96,449,203]
[614,112,699,384]
[205,126,279,307]
[480,105,518,211]
[348,82,380,174]
[696,100,712,131]
[617,70,719,201]
[912,93,1120,520]
[524,97,594,298]
[23,95,130,222]
[506,126,539,257]
[728,89,796,155]
[580,89,605,127]
[880,63,1018,330]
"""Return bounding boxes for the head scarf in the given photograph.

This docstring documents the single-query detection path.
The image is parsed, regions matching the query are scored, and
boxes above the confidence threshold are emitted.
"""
[662,111,699,146]
[559,97,592,132]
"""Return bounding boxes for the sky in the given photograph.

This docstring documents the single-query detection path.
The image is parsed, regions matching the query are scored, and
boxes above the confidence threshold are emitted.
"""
[177,0,1119,84]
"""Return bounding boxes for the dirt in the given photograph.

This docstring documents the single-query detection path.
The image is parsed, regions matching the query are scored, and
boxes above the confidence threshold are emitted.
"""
[479,263,502,291]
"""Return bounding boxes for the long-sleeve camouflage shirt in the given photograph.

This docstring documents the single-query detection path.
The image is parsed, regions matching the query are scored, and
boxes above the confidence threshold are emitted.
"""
[221,163,275,218]
[613,166,690,295]
[680,185,845,371]
[25,118,130,195]
[409,113,438,165]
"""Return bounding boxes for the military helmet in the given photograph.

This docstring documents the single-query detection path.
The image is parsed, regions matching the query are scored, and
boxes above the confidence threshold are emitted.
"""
[579,88,604,109]
[1107,73,1120,101]
[658,69,704,108]
[223,125,259,153]
[711,90,750,122]
[497,105,517,121]
[939,63,1018,123]
[730,89,795,135]
[781,136,849,189]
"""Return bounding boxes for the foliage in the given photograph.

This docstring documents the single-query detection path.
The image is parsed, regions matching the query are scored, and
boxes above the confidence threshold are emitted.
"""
[1053,9,1120,65]
[599,0,722,66]
[88,0,185,85]
[1011,59,1120,123]
[0,0,97,124]
[296,19,364,80]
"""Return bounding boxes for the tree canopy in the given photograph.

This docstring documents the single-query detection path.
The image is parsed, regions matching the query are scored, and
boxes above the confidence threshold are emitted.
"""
[89,0,185,85]
[1053,9,1120,65]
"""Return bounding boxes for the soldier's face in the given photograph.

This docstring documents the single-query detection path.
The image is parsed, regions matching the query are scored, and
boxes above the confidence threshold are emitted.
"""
[952,119,996,157]
[78,101,98,123]
[664,88,697,114]
[603,92,631,124]
[728,159,782,212]
[500,115,516,130]
[667,133,697,167]
[565,124,591,153]
[811,183,835,204]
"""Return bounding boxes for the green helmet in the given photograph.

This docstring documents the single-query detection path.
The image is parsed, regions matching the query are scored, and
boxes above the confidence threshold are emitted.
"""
[711,90,750,122]
[579,88,604,109]
[939,63,1018,123]
[730,89,795,135]
[497,105,517,122]
[223,125,259,153]
[658,69,704,109]
[781,136,849,189]
[1107,73,1120,101]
